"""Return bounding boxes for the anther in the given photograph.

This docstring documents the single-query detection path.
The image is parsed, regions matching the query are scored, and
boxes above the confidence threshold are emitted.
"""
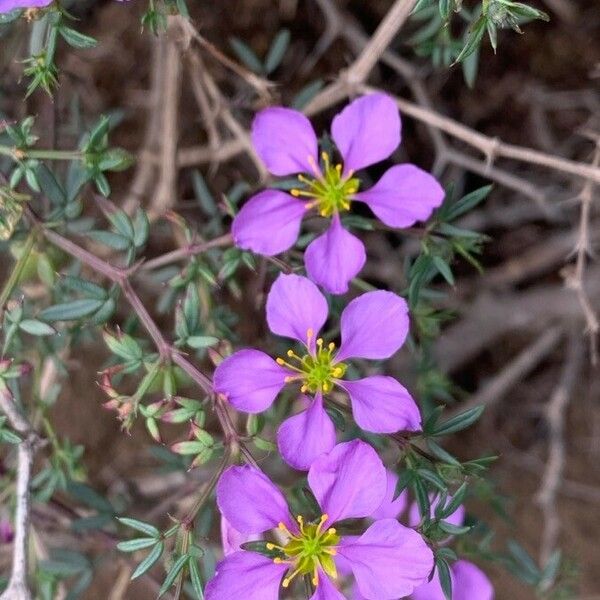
[287,350,295,357]
[276,358,285,365]
[328,342,335,351]
[316,338,324,348]
[290,189,300,197]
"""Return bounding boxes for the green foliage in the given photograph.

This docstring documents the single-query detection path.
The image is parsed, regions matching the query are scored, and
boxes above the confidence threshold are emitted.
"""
[229,28,291,76]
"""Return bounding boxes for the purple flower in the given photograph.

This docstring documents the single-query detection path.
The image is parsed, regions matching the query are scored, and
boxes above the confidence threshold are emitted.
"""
[205,440,434,600]
[213,273,421,469]
[0,0,51,11]
[233,93,444,294]
[411,560,494,600]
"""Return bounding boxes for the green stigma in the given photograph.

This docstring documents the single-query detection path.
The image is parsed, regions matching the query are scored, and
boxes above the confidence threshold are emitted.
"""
[268,515,340,588]
[291,152,360,217]
[276,330,347,394]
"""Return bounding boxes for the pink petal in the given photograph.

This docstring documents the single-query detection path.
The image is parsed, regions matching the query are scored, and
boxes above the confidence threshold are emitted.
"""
[354,164,444,228]
[213,349,289,413]
[232,189,306,256]
[205,551,287,600]
[305,215,366,295]
[338,519,433,599]
[331,94,401,175]
[310,571,346,600]
[308,440,386,526]
[335,291,409,362]
[340,376,422,433]
[277,393,337,470]
[411,560,494,600]
[252,107,319,176]
[216,466,292,534]
[266,273,328,350]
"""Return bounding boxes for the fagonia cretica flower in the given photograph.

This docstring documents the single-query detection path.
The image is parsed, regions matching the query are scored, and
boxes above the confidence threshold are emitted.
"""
[205,440,434,600]
[349,490,493,600]
[232,93,445,294]
[410,560,494,600]
[213,273,422,469]
[407,496,493,600]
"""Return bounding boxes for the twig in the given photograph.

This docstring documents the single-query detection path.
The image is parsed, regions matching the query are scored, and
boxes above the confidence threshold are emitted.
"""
[0,387,41,600]
[432,265,600,373]
[535,332,583,570]
[24,212,257,468]
[174,17,273,100]
[138,233,233,272]
[565,142,600,363]
[303,0,419,114]
[446,327,563,419]
[360,84,600,184]
[152,19,182,215]
[122,35,165,215]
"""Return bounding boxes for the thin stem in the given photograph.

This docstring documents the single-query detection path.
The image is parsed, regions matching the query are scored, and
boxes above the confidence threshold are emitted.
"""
[0,230,36,309]
[182,446,232,528]
[139,233,232,272]
[0,146,82,162]
[27,213,256,474]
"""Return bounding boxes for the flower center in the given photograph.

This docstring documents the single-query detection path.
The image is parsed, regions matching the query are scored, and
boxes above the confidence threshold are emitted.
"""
[268,515,340,588]
[291,152,360,217]
[276,332,347,394]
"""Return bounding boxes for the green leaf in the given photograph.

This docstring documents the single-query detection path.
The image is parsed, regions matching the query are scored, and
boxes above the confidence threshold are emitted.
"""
[117,537,158,553]
[264,29,290,74]
[117,517,160,538]
[292,80,324,109]
[19,319,56,336]
[453,14,487,64]
[433,405,484,436]
[131,541,164,580]
[39,299,104,322]
[0,429,22,444]
[59,26,98,49]
[446,185,492,221]
[228,37,264,74]
[61,276,107,300]
[187,336,219,349]
[417,468,447,491]
[171,441,212,455]
[506,2,549,21]
[189,557,205,599]
[433,256,454,285]
[253,436,276,452]
[438,520,471,535]
[441,482,468,516]
[436,556,453,600]
[87,230,131,250]
[36,164,67,207]
[411,476,430,520]
[158,554,189,597]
